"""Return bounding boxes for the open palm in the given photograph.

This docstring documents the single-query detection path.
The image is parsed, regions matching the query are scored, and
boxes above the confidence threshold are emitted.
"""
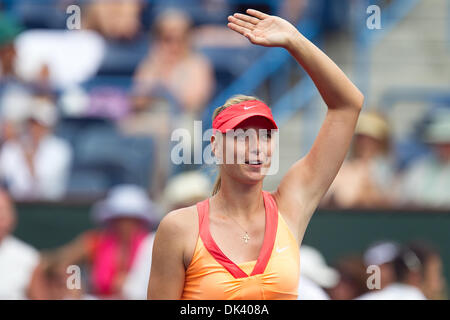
[227,9,299,48]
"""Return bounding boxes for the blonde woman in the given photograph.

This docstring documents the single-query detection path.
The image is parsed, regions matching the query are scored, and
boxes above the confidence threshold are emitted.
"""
[148,9,364,299]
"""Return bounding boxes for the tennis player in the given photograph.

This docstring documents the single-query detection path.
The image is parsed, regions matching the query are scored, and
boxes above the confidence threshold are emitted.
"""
[148,9,364,300]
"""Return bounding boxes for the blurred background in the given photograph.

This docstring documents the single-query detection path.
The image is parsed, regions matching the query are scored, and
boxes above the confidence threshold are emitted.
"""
[0,0,448,300]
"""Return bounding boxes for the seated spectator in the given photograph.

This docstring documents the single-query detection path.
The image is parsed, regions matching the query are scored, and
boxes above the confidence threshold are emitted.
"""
[134,8,215,113]
[0,97,72,200]
[357,242,445,300]
[362,241,400,290]
[327,255,368,300]
[83,0,145,41]
[162,170,212,211]
[0,188,40,299]
[0,12,28,143]
[119,85,173,198]
[323,111,395,208]
[298,245,339,300]
[0,84,33,143]
[0,12,23,80]
[55,185,160,299]
[14,29,105,89]
[397,112,450,208]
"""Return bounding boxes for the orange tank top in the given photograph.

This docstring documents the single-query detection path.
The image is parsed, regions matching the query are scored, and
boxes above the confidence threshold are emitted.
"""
[181,191,300,300]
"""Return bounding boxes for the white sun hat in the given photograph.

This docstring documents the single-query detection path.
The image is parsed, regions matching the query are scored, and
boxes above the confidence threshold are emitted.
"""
[363,241,400,266]
[92,185,161,227]
[300,245,340,288]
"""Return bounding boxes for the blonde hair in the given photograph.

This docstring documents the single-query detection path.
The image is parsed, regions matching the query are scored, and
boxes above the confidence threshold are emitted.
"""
[211,94,266,196]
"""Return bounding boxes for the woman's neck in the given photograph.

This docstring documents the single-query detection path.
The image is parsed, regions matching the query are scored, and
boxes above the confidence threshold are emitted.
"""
[211,175,264,220]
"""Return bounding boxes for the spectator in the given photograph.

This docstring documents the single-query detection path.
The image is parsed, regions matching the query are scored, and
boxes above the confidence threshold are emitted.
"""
[27,250,93,300]
[327,255,368,300]
[363,241,400,290]
[134,8,215,113]
[397,112,450,208]
[356,242,444,299]
[83,0,145,41]
[0,188,40,299]
[0,12,22,80]
[298,245,339,300]
[0,96,72,200]
[119,85,173,198]
[0,84,33,143]
[323,111,395,208]
[0,12,29,144]
[55,185,160,299]
[163,170,212,211]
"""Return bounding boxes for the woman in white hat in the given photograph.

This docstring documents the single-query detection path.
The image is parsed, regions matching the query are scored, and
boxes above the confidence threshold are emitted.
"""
[54,185,160,299]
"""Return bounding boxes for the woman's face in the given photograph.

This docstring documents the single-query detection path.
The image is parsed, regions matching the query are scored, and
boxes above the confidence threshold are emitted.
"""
[353,134,385,160]
[212,117,276,185]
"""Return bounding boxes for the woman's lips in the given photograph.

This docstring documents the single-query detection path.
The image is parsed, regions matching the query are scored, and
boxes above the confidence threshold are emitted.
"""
[244,160,263,168]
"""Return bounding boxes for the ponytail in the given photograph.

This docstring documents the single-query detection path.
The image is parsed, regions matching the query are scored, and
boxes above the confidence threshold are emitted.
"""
[211,176,221,196]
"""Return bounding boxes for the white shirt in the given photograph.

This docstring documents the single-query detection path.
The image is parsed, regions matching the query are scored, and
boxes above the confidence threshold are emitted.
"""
[122,233,155,300]
[398,156,450,208]
[0,135,72,200]
[298,275,330,300]
[0,236,40,300]
[15,30,105,89]
[356,283,427,300]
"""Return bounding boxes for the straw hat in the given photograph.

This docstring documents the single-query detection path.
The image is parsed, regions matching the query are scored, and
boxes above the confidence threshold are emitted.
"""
[355,112,390,141]
[164,171,211,208]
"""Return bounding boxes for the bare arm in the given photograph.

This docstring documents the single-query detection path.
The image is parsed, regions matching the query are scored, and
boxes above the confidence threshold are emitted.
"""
[147,211,189,299]
[228,9,364,237]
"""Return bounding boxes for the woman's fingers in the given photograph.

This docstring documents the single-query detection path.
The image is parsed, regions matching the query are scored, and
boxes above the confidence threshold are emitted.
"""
[228,15,255,31]
[233,13,260,25]
[227,22,251,37]
[246,8,269,20]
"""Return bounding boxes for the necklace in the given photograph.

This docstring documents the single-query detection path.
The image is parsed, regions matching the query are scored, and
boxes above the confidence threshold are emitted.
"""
[226,214,251,244]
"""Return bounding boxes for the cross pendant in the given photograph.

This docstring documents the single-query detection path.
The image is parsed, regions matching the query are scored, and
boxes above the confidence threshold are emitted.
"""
[242,232,250,244]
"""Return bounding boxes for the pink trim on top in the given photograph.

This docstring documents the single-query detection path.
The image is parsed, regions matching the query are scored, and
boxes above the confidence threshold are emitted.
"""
[196,191,278,279]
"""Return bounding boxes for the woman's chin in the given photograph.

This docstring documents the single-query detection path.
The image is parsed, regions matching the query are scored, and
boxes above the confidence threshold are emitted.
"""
[240,164,267,181]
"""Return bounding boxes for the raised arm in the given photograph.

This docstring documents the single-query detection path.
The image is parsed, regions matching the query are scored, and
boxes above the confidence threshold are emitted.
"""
[228,9,364,238]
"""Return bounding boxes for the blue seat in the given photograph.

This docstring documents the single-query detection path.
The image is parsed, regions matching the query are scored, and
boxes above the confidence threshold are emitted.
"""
[96,35,151,77]
[8,0,67,29]
[119,135,156,188]
[66,168,111,195]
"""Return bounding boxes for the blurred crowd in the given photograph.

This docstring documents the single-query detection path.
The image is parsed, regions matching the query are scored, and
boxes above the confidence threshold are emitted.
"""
[0,0,449,300]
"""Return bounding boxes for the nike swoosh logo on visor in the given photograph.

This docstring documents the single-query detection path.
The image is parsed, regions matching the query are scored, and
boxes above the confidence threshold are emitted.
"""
[243,105,257,110]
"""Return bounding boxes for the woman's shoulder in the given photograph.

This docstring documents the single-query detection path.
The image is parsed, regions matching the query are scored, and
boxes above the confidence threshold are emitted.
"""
[158,205,199,240]
[156,205,200,268]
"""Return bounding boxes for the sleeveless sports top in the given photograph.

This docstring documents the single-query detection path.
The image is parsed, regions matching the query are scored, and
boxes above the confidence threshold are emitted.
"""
[181,191,300,300]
